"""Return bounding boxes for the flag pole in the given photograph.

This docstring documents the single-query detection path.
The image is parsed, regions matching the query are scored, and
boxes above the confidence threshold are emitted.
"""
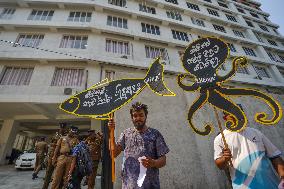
[109,113,115,182]
[213,107,233,167]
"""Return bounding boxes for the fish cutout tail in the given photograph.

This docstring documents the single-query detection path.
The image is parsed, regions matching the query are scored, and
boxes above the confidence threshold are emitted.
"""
[144,58,176,96]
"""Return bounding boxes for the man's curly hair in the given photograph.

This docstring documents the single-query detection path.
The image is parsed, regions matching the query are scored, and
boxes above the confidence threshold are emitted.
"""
[130,102,148,117]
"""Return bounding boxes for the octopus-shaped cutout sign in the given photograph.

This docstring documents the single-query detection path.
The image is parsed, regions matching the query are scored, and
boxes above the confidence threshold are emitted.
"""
[177,37,282,136]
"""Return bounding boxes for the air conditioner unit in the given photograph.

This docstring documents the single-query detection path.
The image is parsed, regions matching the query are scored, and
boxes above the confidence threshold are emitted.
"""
[120,55,128,59]
[64,88,73,95]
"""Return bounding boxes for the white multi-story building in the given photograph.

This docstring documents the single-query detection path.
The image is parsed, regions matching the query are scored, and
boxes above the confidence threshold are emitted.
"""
[0,0,283,188]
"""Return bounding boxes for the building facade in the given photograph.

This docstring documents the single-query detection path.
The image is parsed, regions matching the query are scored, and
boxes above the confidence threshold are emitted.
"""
[0,0,284,188]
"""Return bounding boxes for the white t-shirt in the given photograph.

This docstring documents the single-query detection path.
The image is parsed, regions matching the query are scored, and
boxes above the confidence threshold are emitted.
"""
[214,127,281,189]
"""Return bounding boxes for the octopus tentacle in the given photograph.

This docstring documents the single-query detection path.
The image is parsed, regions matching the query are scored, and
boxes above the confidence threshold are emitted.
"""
[208,89,247,132]
[218,56,247,82]
[187,90,212,136]
[217,87,282,125]
[177,73,199,92]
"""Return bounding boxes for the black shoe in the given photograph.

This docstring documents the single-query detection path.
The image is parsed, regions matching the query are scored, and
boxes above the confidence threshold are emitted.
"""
[32,173,38,180]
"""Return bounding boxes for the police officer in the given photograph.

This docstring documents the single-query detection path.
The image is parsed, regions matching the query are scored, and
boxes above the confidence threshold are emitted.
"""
[85,129,103,189]
[33,136,48,179]
[42,122,68,189]
[51,126,79,189]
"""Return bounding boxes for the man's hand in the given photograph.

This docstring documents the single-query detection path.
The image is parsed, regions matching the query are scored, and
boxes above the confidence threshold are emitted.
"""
[108,119,115,130]
[222,148,232,163]
[141,157,156,168]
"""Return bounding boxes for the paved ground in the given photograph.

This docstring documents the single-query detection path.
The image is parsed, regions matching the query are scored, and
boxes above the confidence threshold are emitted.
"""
[0,165,101,189]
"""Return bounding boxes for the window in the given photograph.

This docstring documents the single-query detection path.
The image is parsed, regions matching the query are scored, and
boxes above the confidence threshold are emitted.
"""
[0,8,15,19]
[145,45,169,61]
[108,0,126,7]
[253,32,263,42]
[279,68,284,78]
[0,67,33,85]
[259,25,269,32]
[191,18,205,27]
[107,16,128,29]
[278,55,284,63]
[51,68,84,86]
[105,70,115,80]
[59,35,88,49]
[226,14,237,22]
[227,43,236,52]
[187,3,200,11]
[105,39,130,55]
[213,24,226,33]
[273,29,279,35]
[254,66,270,78]
[267,40,278,46]
[242,47,256,57]
[165,0,178,5]
[218,2,228,8]
[139,4,156,14]
[245,20,254,27]
[27,10,54,21]
[166,10,182,21]
[250,12,259,18]
[141,23,160,35]
[233,30,245,38]
[14,34,44,47]
[67,12,92,22]
[266,51,277,62]
[172,30,189,42]
[237,8,245,14]
[207,8,219,17]
[236,66,249,74]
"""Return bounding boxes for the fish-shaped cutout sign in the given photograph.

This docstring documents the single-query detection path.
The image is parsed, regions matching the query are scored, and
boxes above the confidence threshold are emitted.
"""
[60,58,176,119]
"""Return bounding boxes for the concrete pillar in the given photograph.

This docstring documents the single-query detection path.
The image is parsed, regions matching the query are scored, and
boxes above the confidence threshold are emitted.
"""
[91,119,102,132]
[0,120,19,165]
[256,46,270,60]
[270,65,284,82]
[246,29,258,42]
[21,136,28,151]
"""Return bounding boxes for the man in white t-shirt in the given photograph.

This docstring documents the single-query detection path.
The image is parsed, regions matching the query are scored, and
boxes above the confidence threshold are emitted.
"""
[214,114,284,189]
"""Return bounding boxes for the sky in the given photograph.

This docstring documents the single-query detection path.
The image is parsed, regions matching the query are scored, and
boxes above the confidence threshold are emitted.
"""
[257,0,284,35]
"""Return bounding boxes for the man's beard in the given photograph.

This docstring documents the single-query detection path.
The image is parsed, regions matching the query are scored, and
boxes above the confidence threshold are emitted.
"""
[133,121,146,130]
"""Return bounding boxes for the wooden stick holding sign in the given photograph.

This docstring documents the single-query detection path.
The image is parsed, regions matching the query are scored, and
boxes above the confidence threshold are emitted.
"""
[213,107,233,167]
[59,58,176,182]
[108,114,116,182]
[177,37,282,137]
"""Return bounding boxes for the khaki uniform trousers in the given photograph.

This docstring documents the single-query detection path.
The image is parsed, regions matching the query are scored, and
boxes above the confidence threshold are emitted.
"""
[51,155,72,189]
[87,160,100,189]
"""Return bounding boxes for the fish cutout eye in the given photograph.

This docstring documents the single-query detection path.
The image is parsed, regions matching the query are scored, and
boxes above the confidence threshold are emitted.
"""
[60,97,80,114]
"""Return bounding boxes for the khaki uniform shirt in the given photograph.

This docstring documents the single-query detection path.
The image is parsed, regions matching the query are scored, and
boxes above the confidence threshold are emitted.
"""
[85,135,103,160]
[35,141,48,156]
[58,136,79,154]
